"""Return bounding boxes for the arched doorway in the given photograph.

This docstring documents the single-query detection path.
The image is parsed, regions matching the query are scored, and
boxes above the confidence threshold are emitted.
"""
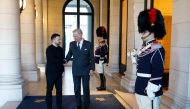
[62,0,94,58]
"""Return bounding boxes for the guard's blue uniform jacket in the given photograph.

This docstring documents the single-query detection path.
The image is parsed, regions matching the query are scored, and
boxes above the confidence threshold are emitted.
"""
[135,39,165,97]
[94,41,108,64]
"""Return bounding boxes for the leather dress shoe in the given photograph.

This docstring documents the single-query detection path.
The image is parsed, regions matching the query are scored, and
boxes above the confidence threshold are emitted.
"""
[85,106,90,109]
[47,107,52,109]
[76,106,82,109]
[57,105,62,109]
[97,86,106,91]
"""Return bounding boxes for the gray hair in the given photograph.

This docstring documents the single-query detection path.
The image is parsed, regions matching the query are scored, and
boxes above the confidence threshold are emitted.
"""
[73,28,83,36]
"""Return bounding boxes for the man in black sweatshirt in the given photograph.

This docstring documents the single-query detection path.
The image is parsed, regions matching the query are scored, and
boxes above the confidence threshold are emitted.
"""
[45,33,65,109]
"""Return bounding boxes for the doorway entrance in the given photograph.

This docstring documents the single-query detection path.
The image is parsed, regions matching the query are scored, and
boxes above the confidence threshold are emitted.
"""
[62,0,94,57]
[154,0,173,88]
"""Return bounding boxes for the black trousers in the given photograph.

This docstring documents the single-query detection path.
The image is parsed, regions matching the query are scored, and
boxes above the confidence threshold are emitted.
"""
[46,73,62,109]
[73,75,90,106]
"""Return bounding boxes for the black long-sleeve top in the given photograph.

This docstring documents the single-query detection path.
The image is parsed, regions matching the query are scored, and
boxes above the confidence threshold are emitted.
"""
[45,44,64,75]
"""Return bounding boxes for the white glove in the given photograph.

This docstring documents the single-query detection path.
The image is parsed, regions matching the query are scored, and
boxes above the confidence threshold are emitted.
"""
[146,81,162,100]
[127,52,131,56]
[131,56,137,64]
[146,81,162,92]
[127,49,138,64]
[146,90,155,100]
[99,60,104,67]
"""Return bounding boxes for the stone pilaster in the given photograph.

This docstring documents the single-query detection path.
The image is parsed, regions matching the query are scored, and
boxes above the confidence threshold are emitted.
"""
[43,0,48,63]
[121,0,144,92]
[161,0,190,108]
[105,0,120,77]
[100,0,108,28]
[90,0,100,45]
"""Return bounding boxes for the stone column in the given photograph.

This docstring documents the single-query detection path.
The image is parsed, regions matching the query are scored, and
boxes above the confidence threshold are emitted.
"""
[35,0,44,67]
[161,0,190,109]
[121,0,144,92]
[105,0,120,77]
[100,0,108,29]
[43,0,48,63]
[21,0,40,82]
[0,0,28,107]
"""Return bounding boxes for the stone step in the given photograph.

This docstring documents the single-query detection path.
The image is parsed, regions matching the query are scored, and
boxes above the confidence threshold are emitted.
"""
[112,73,123,84]
[0,101,20,109]
[115,90,138,109]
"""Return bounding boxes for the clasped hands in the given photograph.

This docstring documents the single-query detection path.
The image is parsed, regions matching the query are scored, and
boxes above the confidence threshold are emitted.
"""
[63,59,67,66]
[62,59,93,76]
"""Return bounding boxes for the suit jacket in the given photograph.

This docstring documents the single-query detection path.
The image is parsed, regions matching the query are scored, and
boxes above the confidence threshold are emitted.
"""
[66,40,95,76]
[45,45,64,75]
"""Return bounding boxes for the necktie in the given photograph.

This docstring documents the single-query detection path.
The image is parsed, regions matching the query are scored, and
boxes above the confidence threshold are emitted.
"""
[77,42,80,51]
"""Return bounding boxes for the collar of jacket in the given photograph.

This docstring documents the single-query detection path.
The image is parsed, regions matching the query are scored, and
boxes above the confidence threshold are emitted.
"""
[146,39,156,45]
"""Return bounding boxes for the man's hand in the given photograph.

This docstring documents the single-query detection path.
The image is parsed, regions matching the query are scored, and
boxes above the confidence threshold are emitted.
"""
[63,59,67,65]
[89,70,94,76]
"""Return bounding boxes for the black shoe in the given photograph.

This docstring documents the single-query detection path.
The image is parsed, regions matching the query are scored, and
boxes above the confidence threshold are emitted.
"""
[76,106,82,109]
[47,107,52,109]
[85,106,90,109]
[57,105,62,109]
[97,74,104,90]
[97,87,106,91]
[96,86,101,89]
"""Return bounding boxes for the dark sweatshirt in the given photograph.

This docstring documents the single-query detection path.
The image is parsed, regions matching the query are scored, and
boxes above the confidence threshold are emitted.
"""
[45,44,64,75]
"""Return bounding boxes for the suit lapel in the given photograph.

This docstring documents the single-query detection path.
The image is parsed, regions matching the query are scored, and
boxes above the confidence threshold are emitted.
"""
[75,40,86,60]
[79,40,85,53]
[73,41,78,52]
[78,40,86,55]
[73,41,79,58]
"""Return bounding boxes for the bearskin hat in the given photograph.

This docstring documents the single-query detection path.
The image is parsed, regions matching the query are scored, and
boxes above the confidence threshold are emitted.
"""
[138,8,166,40]
[96,26,108,39]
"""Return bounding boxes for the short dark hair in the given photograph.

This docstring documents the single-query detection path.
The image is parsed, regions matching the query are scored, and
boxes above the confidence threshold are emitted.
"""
[51,33,60,40]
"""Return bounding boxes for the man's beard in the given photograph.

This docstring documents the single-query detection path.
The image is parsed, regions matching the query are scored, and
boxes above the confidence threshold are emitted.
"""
[55,42,61,46]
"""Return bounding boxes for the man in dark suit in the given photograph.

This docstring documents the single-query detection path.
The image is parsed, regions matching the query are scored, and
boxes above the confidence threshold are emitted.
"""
[45,33,65,109]
[65,28,95,109]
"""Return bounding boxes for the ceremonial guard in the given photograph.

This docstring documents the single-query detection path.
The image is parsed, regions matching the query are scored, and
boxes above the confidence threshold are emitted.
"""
[95,26,108,91]
[129,9,166,109]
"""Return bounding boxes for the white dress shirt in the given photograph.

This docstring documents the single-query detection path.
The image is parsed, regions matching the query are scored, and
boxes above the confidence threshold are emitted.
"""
[76,38,84,50]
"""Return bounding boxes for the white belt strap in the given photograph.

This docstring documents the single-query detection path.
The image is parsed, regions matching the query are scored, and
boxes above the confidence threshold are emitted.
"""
[95,55,100,57]
[95,55,107,57]
[150,77,162,81]
[137,73,151,78]
[138,43,152,56]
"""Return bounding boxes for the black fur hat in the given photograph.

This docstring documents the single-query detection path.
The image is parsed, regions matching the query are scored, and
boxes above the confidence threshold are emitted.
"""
[138,8,166,40]
[96,26,107,39]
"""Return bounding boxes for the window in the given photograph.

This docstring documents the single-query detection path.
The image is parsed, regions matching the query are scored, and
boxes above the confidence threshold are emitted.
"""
[63,0,94,58]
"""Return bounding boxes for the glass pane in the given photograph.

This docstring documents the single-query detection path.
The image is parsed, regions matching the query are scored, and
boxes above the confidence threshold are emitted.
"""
[65,15,77,57]
[65,0,77,12]
[80,15,92,42]
[80,0,92,13]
